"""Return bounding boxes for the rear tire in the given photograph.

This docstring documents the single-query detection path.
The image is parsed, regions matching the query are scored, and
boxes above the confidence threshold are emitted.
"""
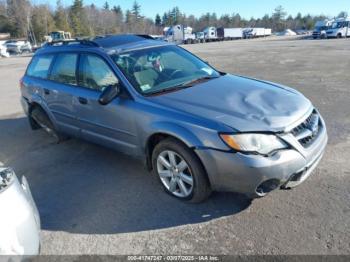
[152,138,211,203]
[30,106,68,143]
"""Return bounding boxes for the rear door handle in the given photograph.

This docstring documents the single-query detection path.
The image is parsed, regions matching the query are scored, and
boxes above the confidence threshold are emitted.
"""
[44,88,50,95]
[78,97,88,105]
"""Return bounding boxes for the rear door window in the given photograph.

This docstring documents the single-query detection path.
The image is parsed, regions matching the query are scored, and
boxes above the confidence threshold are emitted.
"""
[78,54,118,91]
[26,55,54,79]
[50,53,78,85]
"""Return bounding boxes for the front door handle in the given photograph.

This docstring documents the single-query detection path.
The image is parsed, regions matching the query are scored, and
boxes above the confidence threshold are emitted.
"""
[44,88,50,95]
[78,97,88,105]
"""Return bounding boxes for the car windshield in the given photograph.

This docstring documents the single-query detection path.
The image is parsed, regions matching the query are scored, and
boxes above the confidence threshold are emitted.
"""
[316,26,328,31]
[111,45,221,95]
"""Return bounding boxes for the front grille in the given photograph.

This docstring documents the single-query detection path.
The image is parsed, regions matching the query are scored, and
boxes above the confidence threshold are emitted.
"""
[291,110,321,147]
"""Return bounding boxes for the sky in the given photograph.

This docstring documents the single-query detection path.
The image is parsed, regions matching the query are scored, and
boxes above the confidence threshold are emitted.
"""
[38,0,349,19]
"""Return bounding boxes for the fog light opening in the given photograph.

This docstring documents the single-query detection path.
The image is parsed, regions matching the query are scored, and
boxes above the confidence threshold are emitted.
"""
[256,179,280,197]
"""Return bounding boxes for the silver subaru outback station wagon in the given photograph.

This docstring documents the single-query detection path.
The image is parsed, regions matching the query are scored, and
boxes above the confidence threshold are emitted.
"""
[20,35,327,202]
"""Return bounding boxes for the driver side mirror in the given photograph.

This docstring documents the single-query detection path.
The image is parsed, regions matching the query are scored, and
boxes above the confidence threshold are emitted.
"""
[98,84,121,105]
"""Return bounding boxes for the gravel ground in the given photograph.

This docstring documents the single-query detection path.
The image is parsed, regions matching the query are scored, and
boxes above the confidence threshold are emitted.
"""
[0,37,349,255]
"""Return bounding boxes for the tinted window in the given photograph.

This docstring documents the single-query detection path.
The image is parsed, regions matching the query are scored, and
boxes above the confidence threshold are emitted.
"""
[79,54,118,91]
[26,55,54,79]
[50,53,78,85]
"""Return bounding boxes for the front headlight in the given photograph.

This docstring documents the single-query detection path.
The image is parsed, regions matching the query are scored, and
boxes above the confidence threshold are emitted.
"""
[220,133,288,155]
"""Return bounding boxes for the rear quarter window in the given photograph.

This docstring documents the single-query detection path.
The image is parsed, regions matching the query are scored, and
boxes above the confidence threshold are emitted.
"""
[26,54,54,79]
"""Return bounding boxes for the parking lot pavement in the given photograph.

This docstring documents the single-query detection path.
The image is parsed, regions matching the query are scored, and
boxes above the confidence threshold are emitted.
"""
[0,38,349,255]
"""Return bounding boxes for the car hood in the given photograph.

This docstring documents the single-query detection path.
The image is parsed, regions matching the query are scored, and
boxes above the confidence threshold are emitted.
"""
[150,74,312,132]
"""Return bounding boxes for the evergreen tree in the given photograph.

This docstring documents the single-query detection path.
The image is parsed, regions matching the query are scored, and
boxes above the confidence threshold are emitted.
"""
[272,5,287,31]
[162,12,168,26]
[155,13,161,26]
[112,5,123,25]
[131,1,141,19]
[112,5,122,15]
[125,9,132,24]
[103,1,109,10]
[54,0,71,32]
[69,0,90,36]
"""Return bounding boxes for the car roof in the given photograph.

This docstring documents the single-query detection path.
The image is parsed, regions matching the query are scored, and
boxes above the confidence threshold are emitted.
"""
[36,34,171,56]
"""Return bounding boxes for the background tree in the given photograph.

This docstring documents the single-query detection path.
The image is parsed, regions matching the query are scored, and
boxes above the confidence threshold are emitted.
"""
[112,5,123,30]
[0,0,14,33]
[272,5,287,31]
[131,1,141,19]
[161,12,169,26]
[103,1,109,11]
[337,11,348,18]
[155,14,161,26]
[31,4,55,42]
[0,2,343,41]
[54,0,71,32]
[69,0,90,36]
[6,0,31,37]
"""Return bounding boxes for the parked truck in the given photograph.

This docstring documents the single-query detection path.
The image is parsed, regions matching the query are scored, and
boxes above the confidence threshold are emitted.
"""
[216,27,243,40]
[243,28,272,38]
[195,32,205,43]
[326,17,350,38]
[165,25,196,44]
[313,19,333,39]
[203,27,218,42]
[44,31,73,43]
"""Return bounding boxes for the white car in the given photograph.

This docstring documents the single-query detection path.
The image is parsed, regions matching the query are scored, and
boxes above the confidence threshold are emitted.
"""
[0,167,40,255]
[6,41,32,54]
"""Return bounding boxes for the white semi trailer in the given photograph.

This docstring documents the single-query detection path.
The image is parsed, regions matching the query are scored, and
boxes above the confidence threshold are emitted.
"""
[165,25,196,44]
[243,28,272,38]
[216,27,243,40]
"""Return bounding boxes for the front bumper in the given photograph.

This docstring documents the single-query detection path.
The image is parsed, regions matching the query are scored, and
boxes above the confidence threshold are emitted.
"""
[0,173,41,255]
[195,115,328,198]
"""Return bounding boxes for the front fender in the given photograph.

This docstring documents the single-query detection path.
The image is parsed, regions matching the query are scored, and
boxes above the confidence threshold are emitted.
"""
[147,121,203,149]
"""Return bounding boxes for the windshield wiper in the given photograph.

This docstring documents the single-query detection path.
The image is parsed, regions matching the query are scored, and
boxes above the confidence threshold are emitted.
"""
[146,85,190,96]
[178,75,220,88]
[145,76,220,96]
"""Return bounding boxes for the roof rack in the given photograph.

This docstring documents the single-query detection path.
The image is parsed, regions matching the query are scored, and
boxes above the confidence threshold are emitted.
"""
[46,39,100,47]
[136,34,155,40]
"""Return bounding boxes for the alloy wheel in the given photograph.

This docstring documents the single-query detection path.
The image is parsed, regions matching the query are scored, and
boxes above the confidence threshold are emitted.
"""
[156,150,194,198]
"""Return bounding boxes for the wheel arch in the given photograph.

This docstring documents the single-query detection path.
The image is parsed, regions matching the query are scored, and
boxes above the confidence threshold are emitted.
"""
[145,131,212,189]
[144,122,205,171]
[27,96,58,130]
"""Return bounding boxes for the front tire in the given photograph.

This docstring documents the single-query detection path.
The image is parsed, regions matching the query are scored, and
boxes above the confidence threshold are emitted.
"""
[152,138,211,203]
